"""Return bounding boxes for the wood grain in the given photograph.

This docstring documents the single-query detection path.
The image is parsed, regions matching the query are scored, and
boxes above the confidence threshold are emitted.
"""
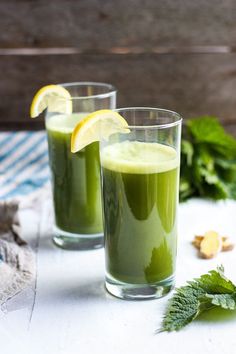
[1,1,236,131]
[0,53,236,131]
[0,0,236,49]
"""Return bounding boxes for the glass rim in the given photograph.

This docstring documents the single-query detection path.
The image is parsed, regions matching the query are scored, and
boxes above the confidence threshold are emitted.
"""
[115,107,182,129]
[58,81,117,100]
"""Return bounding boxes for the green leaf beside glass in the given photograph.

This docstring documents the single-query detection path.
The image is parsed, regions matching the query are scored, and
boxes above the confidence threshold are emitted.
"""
[160,266,236,332]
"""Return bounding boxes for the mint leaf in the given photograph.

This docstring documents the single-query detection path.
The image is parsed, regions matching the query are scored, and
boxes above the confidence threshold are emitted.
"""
[159,267,236,332]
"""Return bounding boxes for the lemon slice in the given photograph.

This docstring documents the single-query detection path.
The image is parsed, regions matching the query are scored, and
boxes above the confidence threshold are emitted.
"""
[30,84,72,118]
[71,109,130,152]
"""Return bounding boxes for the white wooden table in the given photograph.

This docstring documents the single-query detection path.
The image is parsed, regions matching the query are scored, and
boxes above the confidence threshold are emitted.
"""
[1,198,236,354]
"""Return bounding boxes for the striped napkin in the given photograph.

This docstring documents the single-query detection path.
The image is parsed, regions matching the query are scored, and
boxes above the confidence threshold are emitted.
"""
[0,131,50,200]
[0,131,49,308]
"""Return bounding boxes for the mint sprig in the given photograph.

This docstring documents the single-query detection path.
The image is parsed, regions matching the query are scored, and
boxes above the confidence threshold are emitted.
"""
[180,116,236,201]
[159,266,236,332]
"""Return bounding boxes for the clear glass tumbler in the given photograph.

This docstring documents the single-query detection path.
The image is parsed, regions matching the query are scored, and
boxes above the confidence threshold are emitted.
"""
[100,108,182,299]
[45,82,116,250]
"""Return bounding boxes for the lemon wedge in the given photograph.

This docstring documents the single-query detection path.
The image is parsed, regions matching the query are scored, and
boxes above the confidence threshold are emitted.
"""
[71,109,130,152]
[30,84,72,118]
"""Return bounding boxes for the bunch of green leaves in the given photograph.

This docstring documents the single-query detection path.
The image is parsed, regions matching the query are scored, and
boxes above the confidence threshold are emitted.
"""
[159,266,236,332]
[180,116,236,201]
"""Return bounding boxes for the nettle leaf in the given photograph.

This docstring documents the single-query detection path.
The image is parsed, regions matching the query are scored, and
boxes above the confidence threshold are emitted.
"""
[229,183,236,199]
[202,294,236,310]
[203,183,228,200]
[189,269,236,294]
[215,158,236,184]
[159,286,204,332]
[187,117,236,156]
[181,116,236,201]
[181,140,194,166]
[159,267,236,333]
[179,178,195,201]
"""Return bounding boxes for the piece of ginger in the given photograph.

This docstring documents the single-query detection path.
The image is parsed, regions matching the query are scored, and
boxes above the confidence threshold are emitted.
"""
[192,235,230,250]
[192,235,204,249]
[199,231,222,259]
[222,238,235,252]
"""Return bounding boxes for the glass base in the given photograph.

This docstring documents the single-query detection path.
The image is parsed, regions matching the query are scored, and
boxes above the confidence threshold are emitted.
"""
[52,226,104,250]
[105,274,174,300]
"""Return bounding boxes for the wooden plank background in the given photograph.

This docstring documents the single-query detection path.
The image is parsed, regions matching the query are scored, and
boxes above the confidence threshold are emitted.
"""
[0,0,236,132]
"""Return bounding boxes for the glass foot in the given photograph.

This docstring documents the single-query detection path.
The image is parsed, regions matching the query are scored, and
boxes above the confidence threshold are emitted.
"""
[105,274,174,300]
[52,226,104,250]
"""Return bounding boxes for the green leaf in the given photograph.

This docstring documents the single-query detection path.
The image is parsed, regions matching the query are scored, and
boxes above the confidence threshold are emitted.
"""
[181,139,194,166]
[200,181,229,200]
[202,294,236,310]
[187,116,236,157]
[180,116,236,201]
[189,269,236,294]
[187,116,222,143]
[159,266,236,332]
[179,177,195,201]
[159,286,204,332]
[190,147,229,199]
[215,158,236,183]
[229,183,236,199]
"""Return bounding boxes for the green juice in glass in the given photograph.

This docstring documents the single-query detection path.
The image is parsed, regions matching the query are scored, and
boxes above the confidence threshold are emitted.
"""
[46,113,103,235]
[101,141,179,284]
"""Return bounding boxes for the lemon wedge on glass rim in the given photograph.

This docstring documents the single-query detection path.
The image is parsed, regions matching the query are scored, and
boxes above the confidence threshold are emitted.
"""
[30,84,72,118]
[71,110,130,153]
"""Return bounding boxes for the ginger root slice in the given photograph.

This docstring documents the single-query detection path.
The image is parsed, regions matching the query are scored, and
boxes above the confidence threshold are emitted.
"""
[222,239,235,252]
[199,231,222,259]
[192,232,234,258]
[192,235,204,249]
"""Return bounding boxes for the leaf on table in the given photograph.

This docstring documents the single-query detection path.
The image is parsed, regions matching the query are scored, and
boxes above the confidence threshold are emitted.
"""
[202,294,236,310]
[159,266,236,333]
[159,286,205,332]
[188,267,236,294]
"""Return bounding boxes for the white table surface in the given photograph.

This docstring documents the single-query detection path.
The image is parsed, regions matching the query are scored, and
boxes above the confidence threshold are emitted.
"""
[1,198,236,354]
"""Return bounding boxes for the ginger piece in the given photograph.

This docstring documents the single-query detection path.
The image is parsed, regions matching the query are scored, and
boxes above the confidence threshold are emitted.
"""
[192,235,204,249]
[222,238,235,252]
[192,232,234,257]
[200,231,222,259]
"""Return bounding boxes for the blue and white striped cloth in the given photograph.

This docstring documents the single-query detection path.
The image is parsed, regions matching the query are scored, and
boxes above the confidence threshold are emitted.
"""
[0,131,50,199]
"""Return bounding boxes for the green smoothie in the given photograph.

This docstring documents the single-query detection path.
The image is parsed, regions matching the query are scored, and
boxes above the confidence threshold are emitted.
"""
[101,141,179,284]
[46,113,103,234]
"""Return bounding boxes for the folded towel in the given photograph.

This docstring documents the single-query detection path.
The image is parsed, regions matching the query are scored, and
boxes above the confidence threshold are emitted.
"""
[0,131,50,200]
[0,201,35,306]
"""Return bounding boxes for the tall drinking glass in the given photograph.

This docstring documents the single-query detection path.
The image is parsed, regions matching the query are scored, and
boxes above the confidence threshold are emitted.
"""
[100,108,182,299]
[45,82,116,250]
